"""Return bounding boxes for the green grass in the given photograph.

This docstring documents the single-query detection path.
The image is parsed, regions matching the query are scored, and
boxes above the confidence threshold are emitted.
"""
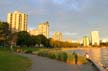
[0,48,31,71]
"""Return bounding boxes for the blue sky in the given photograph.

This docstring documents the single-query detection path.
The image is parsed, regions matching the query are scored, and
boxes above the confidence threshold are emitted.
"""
[0,0,108,40]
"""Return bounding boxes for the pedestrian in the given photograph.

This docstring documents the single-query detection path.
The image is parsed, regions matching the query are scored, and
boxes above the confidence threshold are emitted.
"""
[75,53,78,64]
[85,52,89,59]
[73,52,78,64]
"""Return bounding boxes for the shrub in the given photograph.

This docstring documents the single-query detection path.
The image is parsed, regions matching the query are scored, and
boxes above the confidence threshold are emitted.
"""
[67,53,75,64]
[55,52,62,61]
[24,48,33,54]
[59,52,67,62]
[77,55,87,64]
[37,49,49,57]
[48,52,56,59]
[36,48,87,64]
[25,49,32,54]
[67,53,87,64]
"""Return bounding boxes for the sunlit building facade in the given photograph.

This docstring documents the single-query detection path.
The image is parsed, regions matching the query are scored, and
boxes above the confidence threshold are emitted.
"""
[7,11,28,33]
[66,38,72,43]
[30,29,39,36]
[53,32,62,41]
[83,36,89,46]
[29,21,49,38]
[38,21,49,38]
[91,31,100,46]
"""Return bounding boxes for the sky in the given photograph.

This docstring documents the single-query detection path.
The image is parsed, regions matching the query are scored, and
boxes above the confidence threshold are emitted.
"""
[0,0,108,41]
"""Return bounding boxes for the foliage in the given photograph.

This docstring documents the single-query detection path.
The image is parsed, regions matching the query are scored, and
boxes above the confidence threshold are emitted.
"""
[100,42,108,47]
[36,35,49,47]
[67,53,87,64]
[78,55,87,64]
[36,48,87,64]
[16,31,49,47]
[24,49,33,54]
[0,21,80,48]
[0,21,11,46]
[16,31,31,47]
[49,38,80,48]
[67,53,75,64]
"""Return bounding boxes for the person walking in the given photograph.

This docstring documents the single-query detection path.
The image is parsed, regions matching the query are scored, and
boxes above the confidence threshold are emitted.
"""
[75,53,78,64]
[85,52,89,59]
[73,52,78,64]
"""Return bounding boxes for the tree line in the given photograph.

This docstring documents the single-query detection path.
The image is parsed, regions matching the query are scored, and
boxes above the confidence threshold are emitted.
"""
[0,21,108,48]
[0,21,80,48]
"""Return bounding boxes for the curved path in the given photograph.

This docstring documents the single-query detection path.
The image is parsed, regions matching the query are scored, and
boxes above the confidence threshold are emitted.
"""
[21,54,99,71]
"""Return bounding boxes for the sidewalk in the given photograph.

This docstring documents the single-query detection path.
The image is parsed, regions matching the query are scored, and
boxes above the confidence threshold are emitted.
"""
[21,54,99,71]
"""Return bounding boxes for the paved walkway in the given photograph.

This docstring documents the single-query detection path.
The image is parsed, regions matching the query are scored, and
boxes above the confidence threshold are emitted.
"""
[21,54,99,71]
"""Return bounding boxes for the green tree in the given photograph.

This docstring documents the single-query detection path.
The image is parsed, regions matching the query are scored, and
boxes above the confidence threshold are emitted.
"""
[9,32,18,46]
[16,31,31,47]
[0,21,11,46]
[36,35,49,47]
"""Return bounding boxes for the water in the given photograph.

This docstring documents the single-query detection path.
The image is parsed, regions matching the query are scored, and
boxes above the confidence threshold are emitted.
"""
[65,47,108,68]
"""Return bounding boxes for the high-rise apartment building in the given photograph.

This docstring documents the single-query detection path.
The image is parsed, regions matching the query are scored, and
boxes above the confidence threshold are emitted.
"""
[38,21,49,38]
[53,32,62,41]
[66,38,72,43]
[7,11,28,32]
[91,31,100,46]
[30,29,39,36]
[30,21,49,38]
[83,36,89,46]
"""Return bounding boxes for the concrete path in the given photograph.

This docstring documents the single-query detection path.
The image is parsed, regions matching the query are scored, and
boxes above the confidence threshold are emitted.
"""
[21,54,99,71]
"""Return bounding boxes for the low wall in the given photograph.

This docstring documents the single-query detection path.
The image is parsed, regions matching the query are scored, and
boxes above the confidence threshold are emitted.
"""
[62,47,108,71]
[88,59,106,71]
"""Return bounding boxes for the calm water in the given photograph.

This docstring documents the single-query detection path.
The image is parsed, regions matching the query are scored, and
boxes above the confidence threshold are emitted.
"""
[66,47,108,68]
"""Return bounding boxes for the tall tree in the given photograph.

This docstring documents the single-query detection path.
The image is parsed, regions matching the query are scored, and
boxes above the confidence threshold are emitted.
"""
[0,21,11,46]
[16,31,31,47]
[36,35,49,47]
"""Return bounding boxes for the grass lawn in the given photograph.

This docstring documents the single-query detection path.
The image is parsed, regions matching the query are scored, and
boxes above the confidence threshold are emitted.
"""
[0,48,31,71]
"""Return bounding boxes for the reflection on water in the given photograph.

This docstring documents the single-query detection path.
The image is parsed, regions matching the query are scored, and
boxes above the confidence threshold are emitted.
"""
[66,47,108,67]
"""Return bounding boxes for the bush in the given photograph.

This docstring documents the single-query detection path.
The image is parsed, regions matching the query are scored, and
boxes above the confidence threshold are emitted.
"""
[48,52,56,59]
[36,48,87,64]
[23,48,34,54]
[67,53,75,64]
[55,52,62,61]
[67,53,87,64]
[78,55,87,64]
[37,49,49,57]
[37,49,68,62]
[60,52,67,62]
[25,49,32,54]
[55,52,67,62]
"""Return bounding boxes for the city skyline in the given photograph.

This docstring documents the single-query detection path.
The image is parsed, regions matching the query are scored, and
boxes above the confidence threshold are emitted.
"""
[0,0,108,40]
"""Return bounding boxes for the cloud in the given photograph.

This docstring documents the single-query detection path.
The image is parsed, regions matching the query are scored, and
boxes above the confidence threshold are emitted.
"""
[0,0,108,40]
[63,32,78,36]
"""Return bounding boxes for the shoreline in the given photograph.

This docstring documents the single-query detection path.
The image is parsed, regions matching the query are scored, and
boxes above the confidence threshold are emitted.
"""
[21,54,99,71]
[62,47,108,71]
[87,59,105,71]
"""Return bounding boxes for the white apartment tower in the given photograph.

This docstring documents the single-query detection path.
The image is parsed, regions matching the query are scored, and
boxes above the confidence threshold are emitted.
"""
[38,21,49,38]
[53,32,62,41]
[83,36,89,46]
[30,29,39,36]
[29,21,49,38]
[91,31,100,46]
[7,11,28,32]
